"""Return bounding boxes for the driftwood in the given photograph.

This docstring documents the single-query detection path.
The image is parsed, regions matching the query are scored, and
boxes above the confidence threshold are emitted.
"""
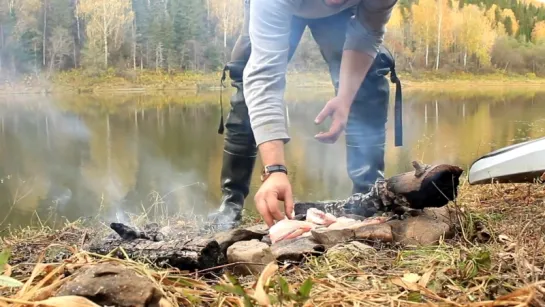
[294,161,464,219]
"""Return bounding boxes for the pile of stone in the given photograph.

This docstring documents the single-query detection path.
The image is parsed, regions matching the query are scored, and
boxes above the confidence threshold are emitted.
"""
[223,206,455,276]
[84,207,455,277]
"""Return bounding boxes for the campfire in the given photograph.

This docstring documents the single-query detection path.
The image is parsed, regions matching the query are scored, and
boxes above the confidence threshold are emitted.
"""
[83,161,464,276]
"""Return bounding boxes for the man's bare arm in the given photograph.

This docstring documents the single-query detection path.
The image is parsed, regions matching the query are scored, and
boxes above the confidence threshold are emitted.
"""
[243,0,295,148]
[243,0,296,226]
[339,0,398,101]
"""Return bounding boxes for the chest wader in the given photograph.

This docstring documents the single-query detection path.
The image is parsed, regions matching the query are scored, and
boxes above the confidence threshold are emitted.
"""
[206,34,256,230]
[345,45,402,194]
[303,9,402,196]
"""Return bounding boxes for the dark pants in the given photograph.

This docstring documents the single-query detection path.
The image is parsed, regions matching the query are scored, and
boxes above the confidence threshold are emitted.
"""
[210,1,396,227]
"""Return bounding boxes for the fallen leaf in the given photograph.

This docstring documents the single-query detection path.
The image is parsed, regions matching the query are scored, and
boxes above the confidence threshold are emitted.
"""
[33,296,101,307]
[253,262,278,306]
[445,284,462,292]
[523,259,541,274]
[0,275,23,287]
[402,273,421,284]
[418,268,434,288]
[498,234,512,244]
[391,276,419,291]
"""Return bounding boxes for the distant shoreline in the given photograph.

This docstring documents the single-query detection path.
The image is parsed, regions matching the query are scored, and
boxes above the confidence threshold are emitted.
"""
[0,70,545,95]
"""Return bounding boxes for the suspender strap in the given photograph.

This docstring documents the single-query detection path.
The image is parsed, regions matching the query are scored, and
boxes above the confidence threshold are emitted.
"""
[217,65,228,135]
[390,62,403,147]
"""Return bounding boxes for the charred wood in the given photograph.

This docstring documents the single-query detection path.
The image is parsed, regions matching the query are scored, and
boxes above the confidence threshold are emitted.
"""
[294,161,463,219]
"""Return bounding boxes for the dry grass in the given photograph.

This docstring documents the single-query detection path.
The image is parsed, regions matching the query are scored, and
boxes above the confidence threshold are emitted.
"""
[0,178,544,306]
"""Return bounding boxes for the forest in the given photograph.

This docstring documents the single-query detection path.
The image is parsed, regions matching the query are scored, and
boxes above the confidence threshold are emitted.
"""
[0,0,544,80]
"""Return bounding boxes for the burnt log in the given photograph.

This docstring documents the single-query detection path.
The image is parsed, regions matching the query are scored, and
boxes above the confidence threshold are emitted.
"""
[109,222,165,241]
[86,235,223,272]
[294,161,464,219]
[86,223,270,272]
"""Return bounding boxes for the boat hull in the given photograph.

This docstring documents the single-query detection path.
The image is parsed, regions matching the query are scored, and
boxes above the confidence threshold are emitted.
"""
[468,136,545,184]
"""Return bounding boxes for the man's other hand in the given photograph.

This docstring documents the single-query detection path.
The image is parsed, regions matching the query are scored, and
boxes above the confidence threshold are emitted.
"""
[255,172,294,227]
[314,96,351,144]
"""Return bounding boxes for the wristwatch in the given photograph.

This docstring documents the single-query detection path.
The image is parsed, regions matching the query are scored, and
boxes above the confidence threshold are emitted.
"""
[261,164,288,182]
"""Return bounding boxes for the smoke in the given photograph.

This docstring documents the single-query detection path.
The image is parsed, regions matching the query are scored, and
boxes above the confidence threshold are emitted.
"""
[0,94,209,228]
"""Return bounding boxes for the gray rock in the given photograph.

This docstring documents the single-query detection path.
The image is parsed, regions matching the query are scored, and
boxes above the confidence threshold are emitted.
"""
[55,263,165,307]
[226,240,275,276]
[212,225,268,255]
[310,223,393,247]
[270,236,326,262]
[311,228,354,247]
[387,207,455,246]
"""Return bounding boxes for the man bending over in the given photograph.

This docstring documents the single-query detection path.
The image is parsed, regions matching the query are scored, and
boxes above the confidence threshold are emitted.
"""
[209,0,399,229]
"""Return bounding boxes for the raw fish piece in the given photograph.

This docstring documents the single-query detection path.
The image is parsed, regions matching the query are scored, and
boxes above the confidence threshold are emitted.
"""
[269,219,316,244]
[306,208,337,226]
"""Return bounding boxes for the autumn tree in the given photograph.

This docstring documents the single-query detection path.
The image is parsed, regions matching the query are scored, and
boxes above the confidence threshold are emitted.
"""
[532,21,545,44]
[47,26,73,75]
[77,0,134,68]
[501,9,519,36]
[209,0,243,51]
[455,4,497,68]
[411,0,437,67]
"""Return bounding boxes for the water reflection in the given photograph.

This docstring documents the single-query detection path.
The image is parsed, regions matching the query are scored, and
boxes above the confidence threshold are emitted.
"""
[0,88,544,229]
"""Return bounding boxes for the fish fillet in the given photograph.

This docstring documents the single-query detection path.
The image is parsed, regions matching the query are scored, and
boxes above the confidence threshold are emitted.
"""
[268,209,390,243]
[306,208,337,226]
[269,219,316,244]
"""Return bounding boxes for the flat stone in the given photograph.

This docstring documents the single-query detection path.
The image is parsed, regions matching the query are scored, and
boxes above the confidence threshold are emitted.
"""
[226,240,275,276]
[55,263,165,307]
[212,225,268,255]
[387,207,455,246]
[311,223,393,247]
[311,228,354,247]
[354,223,393,243]
[270,236,325,262]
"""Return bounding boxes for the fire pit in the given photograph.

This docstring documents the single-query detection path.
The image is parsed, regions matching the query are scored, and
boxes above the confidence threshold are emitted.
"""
[83,161,464,276]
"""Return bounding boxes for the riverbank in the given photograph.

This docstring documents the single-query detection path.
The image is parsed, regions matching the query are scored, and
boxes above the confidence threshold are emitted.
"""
[0,179,544,306]
[1,69,545,95]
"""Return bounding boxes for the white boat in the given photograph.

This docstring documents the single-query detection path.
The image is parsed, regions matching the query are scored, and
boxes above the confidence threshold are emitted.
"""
[468,136,545,184]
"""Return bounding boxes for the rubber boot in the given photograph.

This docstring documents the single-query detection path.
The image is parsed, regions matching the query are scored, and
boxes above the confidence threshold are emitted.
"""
[208,54,257,230]
[208,147,256,230]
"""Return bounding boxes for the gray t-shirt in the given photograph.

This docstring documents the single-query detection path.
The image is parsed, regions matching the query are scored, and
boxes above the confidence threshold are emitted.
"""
[242,0,398,146]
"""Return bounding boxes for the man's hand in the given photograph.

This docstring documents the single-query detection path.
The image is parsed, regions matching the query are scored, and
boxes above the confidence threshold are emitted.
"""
[314,96,352,144]
[255,140,294,227]
[254,172,294,227]
[313,50,375,144]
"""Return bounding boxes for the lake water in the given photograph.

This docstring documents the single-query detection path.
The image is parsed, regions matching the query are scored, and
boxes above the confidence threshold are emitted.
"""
[0,87,544,230]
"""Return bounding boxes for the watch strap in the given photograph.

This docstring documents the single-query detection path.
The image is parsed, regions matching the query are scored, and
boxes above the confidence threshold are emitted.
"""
[261,164,288,182]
